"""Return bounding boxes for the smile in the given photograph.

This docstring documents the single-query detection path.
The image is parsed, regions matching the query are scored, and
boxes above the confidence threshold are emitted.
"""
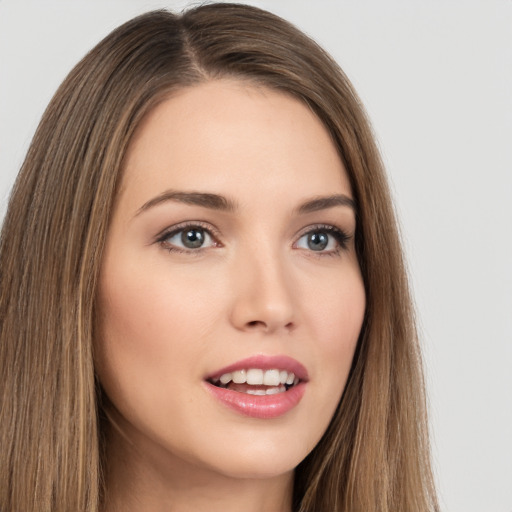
[209,368,300,395]
[204,356,308,418]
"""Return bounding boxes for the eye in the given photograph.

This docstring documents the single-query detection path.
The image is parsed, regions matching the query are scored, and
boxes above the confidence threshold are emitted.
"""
[157,224,218,252]
[295,226,349,254]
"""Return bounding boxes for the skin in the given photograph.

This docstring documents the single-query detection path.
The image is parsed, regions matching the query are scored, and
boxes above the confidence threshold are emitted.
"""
[96,80,366,512]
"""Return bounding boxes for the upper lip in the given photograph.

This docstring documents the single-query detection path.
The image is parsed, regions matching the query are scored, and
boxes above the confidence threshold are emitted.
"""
[205,354,309,382]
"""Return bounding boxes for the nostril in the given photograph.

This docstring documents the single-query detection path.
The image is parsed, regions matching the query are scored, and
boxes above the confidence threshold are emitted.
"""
[247,320,266,328]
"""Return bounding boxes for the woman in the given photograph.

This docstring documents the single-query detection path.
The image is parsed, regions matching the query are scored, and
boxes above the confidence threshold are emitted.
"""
[0,4,438,511]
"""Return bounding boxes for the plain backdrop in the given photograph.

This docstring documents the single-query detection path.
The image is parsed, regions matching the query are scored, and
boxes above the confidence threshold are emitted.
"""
[1,1,511,511]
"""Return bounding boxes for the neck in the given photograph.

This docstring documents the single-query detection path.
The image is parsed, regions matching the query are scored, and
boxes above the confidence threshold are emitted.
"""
[101,420,294,512]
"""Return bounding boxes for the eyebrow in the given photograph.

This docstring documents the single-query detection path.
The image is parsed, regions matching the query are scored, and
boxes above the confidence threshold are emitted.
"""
[136,190,238,216]
[135,190,355,216]
[296,194,356,215]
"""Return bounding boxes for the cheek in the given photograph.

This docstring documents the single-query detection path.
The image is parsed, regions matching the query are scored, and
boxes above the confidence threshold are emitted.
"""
[302,268,365,411]
[306,265,365,353]
[94,261,214,407]
[97,275,172,369]
[98,259,217,347]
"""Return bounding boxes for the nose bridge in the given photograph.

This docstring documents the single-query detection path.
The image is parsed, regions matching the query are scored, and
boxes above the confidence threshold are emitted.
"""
[229,235,296,333]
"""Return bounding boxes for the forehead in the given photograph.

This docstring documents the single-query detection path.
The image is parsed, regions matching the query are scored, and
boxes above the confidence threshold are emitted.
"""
[119,79,351,209]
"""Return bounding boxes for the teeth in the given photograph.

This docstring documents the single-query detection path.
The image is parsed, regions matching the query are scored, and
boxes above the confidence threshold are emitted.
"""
[219,373,232,384]
[214,369,299,387]
[263,369,280,386]
[246,369,264,385]
[232,369,246,383]
[246,389,266,395]
[246,386,287,395]
[285,372,296,385]
[266,386,286,395]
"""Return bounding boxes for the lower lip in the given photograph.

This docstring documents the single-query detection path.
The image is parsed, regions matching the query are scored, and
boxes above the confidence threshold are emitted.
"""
[204,381,306,419]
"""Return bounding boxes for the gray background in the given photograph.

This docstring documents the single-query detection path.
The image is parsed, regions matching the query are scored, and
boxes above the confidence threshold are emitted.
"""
[1,1,511,510]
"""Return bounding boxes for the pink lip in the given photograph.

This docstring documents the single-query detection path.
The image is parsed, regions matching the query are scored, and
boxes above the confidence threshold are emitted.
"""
[204,355,308,419]
[205,381,306,419]
[206,354,309,381]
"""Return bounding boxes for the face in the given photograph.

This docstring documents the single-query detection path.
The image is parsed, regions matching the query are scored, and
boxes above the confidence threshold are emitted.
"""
[96,80,365,482]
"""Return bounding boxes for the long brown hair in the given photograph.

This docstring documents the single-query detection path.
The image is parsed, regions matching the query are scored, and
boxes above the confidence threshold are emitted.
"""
[0,4,438,511]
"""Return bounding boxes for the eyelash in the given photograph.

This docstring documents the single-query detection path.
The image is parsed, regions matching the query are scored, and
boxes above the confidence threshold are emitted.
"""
[155,222,351,256]
[155,221,221,254]
[294,224,351,257]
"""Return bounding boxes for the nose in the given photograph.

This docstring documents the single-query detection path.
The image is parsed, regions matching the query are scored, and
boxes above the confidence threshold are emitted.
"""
[229,245,296,334]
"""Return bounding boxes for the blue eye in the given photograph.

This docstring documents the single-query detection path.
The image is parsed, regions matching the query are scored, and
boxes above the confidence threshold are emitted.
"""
[160,225,216,251]
[295,227,348,253]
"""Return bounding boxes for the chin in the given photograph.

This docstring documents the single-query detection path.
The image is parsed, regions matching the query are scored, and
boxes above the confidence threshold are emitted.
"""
[202,453,300,481]
[181,425,316,481]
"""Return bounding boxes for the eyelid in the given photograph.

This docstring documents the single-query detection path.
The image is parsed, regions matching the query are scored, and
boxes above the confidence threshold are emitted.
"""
[154,221,222,251]
[153,221,352,254]
[293,223,352,252]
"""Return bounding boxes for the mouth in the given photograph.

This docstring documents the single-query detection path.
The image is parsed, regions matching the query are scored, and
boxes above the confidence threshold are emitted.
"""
[207,368,300,396]
[204,355,308,419]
